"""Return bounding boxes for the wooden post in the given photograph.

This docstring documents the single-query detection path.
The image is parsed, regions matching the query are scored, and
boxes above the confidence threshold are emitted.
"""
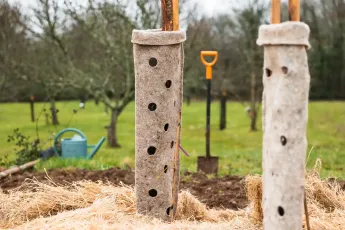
[289,0,300,21]
[271,0,281,24]
[133,0,185,221]
[219,88,227,131]
[30,96,35,122]
[258,1,311,229]
[161,0,179,31]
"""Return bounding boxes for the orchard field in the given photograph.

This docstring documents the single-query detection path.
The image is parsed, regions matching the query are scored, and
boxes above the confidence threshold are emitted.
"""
[0,100,344,178]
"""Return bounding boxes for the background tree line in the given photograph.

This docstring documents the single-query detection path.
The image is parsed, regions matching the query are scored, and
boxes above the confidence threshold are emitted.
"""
[0,0,344,144]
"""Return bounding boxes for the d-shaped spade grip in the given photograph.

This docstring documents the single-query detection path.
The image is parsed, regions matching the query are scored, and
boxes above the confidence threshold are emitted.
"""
[200,51,218,80]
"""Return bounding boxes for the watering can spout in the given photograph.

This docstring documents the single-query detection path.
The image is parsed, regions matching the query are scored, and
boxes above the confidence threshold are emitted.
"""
[87,137,106,159]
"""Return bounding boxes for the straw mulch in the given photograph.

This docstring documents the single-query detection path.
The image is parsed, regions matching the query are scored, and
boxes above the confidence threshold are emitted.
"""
[246,159,345,230]
[0,159,344,230]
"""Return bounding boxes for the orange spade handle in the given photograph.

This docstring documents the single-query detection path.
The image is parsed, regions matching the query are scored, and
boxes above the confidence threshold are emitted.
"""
[200,51,218,80]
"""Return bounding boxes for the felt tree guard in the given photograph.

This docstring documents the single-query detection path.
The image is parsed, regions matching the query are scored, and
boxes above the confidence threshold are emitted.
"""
[132,29,186,221]
[257,22,311,230]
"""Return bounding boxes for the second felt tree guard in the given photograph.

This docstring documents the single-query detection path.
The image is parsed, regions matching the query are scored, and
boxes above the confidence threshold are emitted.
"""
[132,29,186,221]
[257,22,311,230]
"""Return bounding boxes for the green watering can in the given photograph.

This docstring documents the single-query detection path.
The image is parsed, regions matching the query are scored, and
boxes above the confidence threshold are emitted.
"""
[53,128,106,159]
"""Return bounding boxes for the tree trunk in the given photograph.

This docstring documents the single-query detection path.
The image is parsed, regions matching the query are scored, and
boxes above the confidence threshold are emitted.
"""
[250,110,257,132]
[219,89,226,130]
[50,99,59,125]
[104,105,109,115]
[250,70,257,131]
[185,95,191,106]
[107,109,121,148]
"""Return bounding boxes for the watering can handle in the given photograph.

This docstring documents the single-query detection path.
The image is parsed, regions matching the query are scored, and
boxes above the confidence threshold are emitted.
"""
[53,128,87,157]
[200,51,218,80]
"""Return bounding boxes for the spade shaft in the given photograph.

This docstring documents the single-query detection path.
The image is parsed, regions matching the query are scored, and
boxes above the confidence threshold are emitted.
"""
[206,79,211,157]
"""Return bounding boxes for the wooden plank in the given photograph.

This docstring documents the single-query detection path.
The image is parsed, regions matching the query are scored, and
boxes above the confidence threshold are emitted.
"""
[289,0,300,21]
[271,0,281,24]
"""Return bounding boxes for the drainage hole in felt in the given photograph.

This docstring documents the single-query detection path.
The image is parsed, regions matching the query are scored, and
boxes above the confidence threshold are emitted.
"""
[148,103,157,111]
[280,136,287,146]
[165,80,172,88]
[149,57,157,67]
[164,165,168,173]
[278,206,285,216]
[166,205,174,215]
[164,123,169,131]
[282,66,288,74]
[266,68,272,77]
[174,101,176,107]
[170,141,174,148]
[147,146,156,155]
[148,189,157,197]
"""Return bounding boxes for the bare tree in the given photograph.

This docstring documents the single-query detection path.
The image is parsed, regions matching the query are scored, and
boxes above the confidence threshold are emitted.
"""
[62,0,136,147]
[231,0,267,131]
[0,0,29,102]
[23,0,75,125]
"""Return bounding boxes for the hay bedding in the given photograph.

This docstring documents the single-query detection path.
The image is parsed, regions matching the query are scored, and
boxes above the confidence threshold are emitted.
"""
[0,160,344,230]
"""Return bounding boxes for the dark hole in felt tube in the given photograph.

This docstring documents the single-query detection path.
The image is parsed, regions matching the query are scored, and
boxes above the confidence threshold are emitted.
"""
[147,146,156,155]
[165,80,172,88]
[149,57,157,67]
[282,66,288,74]
[164,165,168,173]
[148,189,157,197]
[170,141,174,148]
[148,103,157,111]
[164,123,169,131]
[278,206,285,216]
[280,136,287,146]
[166,205,173,215]
[266,68,272,77]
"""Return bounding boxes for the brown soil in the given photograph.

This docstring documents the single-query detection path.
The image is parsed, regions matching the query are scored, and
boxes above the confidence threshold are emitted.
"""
[2,168,343,211]
[0,168,248,210]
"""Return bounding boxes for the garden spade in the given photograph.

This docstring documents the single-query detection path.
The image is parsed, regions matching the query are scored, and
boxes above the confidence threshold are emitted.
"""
[197,51,219,174]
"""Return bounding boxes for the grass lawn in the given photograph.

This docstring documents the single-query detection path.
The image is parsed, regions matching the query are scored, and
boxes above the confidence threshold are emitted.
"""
[0,100,344,178]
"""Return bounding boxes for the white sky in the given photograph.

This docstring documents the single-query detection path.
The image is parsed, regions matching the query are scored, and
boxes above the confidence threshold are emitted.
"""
[8,0,289,17]
[8,0,237,16]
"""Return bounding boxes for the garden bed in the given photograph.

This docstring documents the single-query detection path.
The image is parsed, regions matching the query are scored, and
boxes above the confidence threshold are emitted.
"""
[0,167,248,210]
[0,163,344,229]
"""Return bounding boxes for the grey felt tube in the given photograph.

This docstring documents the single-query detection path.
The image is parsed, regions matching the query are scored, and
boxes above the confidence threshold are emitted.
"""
[257,22,311,230]
[132,29,186,221]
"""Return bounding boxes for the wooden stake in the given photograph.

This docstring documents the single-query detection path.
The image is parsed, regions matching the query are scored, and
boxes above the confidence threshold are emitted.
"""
[271,0,281,24]
[161,0,179,31]
[289,0,300,21]
[172,0,179,31]
[304,191,311,230]
[161,0,180,220]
